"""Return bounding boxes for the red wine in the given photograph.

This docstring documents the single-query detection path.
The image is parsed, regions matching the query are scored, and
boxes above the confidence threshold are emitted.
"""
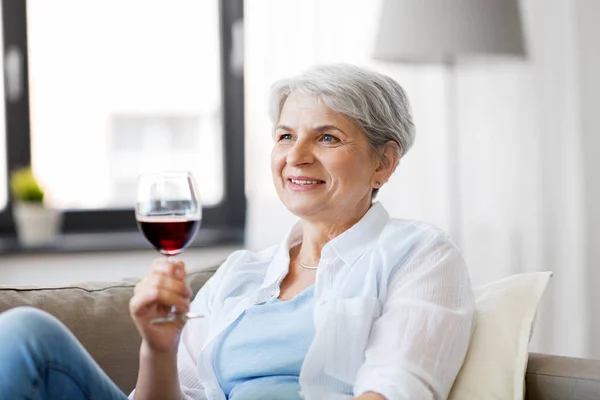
[138,218,200,256]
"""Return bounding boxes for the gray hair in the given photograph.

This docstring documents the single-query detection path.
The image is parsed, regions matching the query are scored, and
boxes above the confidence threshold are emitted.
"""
[269,63,415,164]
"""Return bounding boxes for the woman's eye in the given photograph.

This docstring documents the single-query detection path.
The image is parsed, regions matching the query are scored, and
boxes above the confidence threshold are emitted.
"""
[278,133,293,141]
[321,134,338,143]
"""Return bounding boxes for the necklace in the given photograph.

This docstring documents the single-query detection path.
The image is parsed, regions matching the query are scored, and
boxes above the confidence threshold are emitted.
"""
[298,261,319,270]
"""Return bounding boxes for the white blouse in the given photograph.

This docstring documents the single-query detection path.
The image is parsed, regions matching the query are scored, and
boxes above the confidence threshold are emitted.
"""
[139,202,475,400]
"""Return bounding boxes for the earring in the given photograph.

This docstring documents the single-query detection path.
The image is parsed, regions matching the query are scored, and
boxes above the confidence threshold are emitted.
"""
[375,180,381,187]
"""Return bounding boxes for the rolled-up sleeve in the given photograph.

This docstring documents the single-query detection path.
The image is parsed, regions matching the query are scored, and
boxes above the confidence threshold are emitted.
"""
[354,234,475,400]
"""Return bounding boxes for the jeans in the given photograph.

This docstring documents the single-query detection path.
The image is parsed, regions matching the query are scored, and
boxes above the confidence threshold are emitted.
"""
[0,306,128,400]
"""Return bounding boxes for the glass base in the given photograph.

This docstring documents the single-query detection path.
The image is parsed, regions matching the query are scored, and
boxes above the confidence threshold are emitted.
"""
[150,312,204,324]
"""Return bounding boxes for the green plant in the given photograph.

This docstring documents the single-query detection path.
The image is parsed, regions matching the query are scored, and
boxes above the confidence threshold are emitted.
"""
[10,166,44,203]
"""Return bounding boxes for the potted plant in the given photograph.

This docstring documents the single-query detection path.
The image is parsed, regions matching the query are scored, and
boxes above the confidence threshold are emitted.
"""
[10,166,62,247]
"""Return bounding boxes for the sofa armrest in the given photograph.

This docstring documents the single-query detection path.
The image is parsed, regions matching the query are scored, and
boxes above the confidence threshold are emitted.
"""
[526,352,600,400]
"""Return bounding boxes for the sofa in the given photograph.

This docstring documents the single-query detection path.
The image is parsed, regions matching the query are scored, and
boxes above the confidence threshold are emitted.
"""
[1,263,599,399]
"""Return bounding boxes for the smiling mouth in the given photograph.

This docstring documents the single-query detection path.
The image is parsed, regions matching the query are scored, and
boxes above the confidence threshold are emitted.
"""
[287,178,325,186]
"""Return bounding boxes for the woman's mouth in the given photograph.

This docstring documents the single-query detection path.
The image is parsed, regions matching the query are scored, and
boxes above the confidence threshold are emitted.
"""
[287,177,325,191]
[289,179,321,185]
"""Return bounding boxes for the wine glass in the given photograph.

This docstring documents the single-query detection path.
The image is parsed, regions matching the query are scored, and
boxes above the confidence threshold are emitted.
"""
[135,171,203,324]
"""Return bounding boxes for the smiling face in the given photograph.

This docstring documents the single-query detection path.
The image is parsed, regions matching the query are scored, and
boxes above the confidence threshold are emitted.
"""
[271,91,380,224]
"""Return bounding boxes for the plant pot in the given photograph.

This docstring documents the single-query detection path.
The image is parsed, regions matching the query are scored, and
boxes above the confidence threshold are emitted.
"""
[12,202,63,247]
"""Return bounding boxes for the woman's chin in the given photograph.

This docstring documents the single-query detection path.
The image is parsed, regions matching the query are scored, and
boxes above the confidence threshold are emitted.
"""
[282,198,326,219]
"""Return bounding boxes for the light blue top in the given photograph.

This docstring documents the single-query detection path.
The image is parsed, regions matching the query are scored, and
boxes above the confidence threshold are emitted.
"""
[214,285,315,400]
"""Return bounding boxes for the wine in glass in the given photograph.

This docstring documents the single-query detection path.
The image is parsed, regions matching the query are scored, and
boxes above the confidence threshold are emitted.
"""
[135,171,202,324]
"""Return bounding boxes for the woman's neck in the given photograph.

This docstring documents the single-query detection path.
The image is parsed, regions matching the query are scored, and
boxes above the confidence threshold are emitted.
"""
[296,206,370,266]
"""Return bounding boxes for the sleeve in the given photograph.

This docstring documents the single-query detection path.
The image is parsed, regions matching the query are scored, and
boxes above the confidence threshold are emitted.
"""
[175,284,212,400]
[353,232,475,400]
[176,254,241,399]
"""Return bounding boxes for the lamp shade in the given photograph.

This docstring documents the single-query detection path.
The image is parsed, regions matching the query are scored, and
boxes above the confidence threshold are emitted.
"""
[373,0,526,63]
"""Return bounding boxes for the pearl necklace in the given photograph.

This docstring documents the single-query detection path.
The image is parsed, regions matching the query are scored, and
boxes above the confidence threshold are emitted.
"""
[298,261,319,270]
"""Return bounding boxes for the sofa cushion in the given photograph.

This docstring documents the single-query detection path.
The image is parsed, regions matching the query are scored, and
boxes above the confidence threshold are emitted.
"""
[449,272,553,400]
[0,265,219,394]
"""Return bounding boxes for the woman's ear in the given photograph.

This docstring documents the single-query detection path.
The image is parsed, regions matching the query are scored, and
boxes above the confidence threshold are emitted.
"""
[373,141,401,187]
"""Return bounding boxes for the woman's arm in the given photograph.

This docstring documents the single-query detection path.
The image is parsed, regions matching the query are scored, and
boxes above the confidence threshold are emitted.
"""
[134,343,182,400]
[129,251,239,399]
[130,260,191,400]
[353,233,475,399]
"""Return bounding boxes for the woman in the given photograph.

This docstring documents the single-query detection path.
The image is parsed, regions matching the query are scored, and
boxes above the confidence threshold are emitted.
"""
[0,64,474,400]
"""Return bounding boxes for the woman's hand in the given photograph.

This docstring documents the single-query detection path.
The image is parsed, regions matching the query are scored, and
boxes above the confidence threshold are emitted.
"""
[129,259,192,354]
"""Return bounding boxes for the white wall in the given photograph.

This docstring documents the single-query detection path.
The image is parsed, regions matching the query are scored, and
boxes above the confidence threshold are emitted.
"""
[455,0,589,358]
[575,0,600,359]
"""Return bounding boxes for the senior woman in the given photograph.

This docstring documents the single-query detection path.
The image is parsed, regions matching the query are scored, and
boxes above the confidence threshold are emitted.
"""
[0,64,474,400]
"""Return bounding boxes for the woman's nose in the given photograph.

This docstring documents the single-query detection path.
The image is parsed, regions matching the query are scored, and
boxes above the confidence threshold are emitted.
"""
[286,139,314,166]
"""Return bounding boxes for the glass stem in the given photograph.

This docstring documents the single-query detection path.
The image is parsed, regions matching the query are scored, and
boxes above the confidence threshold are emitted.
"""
[166,255,178,315]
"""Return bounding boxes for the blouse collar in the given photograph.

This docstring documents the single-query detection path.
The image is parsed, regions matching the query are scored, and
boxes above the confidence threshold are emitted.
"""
[263,202,390,286]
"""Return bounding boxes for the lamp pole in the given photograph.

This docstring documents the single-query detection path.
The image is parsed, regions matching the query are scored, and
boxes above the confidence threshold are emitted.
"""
[446,60,462,248]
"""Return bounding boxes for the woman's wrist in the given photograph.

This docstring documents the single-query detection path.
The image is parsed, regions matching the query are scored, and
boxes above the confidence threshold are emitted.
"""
[141,339,179,357]
[135,341,181,400]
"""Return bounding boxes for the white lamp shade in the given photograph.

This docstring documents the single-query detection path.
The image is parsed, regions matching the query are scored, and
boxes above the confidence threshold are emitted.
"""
[373,0,527,63]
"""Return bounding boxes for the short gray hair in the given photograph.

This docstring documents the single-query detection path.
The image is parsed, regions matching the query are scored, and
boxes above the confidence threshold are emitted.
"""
[269,63,416,160]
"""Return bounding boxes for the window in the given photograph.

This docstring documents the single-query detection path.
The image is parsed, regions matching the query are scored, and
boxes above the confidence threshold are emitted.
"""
[0,0,245,248]
[0,4,5,211]
[28,0,224,209]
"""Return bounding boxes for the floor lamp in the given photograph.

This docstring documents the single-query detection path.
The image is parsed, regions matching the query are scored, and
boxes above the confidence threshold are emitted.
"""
[372,0,527,247]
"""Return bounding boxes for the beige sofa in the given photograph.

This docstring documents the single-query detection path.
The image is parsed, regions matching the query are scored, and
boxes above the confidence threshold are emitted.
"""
[1,264,599,399]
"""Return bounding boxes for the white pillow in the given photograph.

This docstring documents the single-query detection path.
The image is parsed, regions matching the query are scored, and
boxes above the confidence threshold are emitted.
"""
[448,271,553,400]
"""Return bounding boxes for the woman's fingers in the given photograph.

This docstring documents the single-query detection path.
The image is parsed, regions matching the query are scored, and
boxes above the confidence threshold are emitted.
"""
[129,286,159,316]
[130,284,189,316]
[130,258,193,320]
[149,273,191,299]
[154,288,190,312]
[151,258,186,279]
[134,259,191,297]
[132,279,190,316]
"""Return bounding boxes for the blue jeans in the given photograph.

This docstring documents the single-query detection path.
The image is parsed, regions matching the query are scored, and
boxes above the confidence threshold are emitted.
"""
[0,306,128,400]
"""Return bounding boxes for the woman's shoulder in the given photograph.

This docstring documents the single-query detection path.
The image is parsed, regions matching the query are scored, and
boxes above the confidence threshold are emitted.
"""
[372,218,463,272]
[376,219,470,290]
[381,218,457,249]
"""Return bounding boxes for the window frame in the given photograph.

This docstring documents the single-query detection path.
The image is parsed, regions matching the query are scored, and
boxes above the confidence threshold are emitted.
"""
[0,0,246,248]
